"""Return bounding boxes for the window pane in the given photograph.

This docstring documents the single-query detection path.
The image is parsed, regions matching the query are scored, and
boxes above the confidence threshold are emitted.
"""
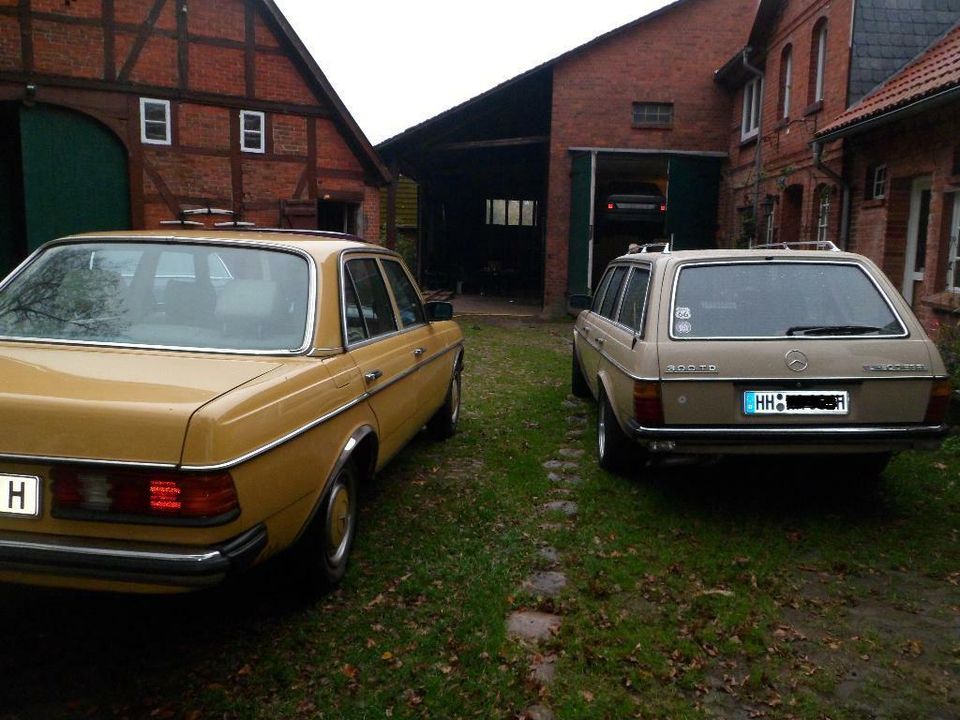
[345,258,398,339]
[522,200,536,226]
[144,103,167,122]
[673,263,903,338]
[0,242,309,351]
[507,200,521,226]
[599,266,628,319]
[491,199,506,225]
[616,267,650,332]
[243,114,261,132]
[383,260,425,328]
[591,268,615,313]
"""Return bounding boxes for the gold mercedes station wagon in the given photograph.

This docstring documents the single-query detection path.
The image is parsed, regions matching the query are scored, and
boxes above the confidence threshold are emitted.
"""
[0,230,463,593]
[572,242,950,476]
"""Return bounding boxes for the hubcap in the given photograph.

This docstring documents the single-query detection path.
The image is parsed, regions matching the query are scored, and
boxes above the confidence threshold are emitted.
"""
[326,480,352,564]
[598,402,607,459]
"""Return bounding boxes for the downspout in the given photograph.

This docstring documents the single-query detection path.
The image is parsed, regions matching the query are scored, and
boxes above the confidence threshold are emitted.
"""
[742,48,764,246]
[812,139,851,249]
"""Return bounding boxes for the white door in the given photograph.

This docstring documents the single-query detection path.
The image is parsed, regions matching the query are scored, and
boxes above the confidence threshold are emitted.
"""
[902,176,932,305]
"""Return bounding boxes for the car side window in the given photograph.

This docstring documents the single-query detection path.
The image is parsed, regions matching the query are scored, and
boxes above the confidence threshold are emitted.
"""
[591,269,615,313]
[344,258,398,343]
[382,260,425,328]
[617,267,651,333]
[598,266,628,320]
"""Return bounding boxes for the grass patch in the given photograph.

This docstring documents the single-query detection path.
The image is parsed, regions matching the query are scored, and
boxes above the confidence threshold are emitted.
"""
[2,319,958,719]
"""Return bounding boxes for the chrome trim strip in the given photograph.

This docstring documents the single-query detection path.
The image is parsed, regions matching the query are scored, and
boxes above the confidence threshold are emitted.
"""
[667,259,910,342]
[0,537,221,565]
[0,236,319,356]
[181,393,369,472]
[363,342,462,399]
[0,453,178,469]
[660,375,938,382]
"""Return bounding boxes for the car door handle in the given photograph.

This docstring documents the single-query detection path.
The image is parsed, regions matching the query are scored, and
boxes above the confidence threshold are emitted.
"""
[596,337,604,345]
[364,370,383,382]
[413,347,426,358]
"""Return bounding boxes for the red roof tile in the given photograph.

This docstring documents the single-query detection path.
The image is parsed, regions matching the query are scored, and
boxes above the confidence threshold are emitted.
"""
[818,21,960,137]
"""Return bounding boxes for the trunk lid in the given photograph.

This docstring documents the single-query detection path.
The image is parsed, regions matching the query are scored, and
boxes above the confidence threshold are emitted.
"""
[0,344,282,464]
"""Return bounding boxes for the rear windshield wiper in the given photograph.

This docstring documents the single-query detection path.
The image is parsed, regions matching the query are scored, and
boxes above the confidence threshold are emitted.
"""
[785,324,885,336]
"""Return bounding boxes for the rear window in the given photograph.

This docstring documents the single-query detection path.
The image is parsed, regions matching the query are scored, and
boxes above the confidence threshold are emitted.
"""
[671,262,906,339]
[0,241,312,352]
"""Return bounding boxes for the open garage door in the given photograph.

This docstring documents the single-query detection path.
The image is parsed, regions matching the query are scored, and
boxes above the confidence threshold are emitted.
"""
[567,152,595,296]
[17,104,130,259]
[665,155,722,250]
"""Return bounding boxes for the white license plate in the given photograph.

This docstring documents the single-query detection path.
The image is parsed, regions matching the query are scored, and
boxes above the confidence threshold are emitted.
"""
[743,390,849,415]
[0,474,41,518]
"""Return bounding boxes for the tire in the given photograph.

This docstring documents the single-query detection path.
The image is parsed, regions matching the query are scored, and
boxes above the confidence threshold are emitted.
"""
[597,390,632,473]
[427,365,462,440]
[296,460,359,593]
[571,346,591,398]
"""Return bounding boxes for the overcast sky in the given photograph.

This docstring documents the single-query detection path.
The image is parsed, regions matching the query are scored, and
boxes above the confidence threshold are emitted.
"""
[273,0,675,145]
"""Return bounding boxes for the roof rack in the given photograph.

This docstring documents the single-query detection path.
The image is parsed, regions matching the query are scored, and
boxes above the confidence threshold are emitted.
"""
[160,207,255,228]
[753,240,840,252]
[627,241,671,254]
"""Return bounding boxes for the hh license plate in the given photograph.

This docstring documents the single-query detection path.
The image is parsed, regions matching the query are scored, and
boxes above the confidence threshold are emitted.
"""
[0,474,41,517]
[744,390,849,415]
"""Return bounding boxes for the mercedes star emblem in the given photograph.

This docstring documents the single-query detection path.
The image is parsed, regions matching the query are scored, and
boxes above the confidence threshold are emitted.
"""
[785,349,809,372]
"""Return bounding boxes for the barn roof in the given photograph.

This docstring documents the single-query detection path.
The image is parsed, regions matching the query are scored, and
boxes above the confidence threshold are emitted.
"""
[259,0,390,185]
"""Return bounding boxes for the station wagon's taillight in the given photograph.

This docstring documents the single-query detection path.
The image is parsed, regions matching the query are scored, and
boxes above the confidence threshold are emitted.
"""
[634,381,664,426]
[52,467,238,521]
[924,378,953,425]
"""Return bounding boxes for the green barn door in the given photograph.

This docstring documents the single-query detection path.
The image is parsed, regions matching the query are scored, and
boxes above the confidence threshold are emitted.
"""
[567,151,595,296]
[665,156,722,250]
[19,105,131,253]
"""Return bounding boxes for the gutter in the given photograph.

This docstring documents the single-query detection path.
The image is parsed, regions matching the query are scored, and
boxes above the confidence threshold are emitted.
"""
[741,49,765,245]
[811,139,851,250]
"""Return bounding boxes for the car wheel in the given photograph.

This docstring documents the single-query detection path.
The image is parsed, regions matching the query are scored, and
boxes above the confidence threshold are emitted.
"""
[571,346,591,398]
[298,460,359,593]
[597,389,631,473]
[427,366,462,440]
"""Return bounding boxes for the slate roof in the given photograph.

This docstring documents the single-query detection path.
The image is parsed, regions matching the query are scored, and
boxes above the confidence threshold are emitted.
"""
[848,0,960,104]
[818,19,960,138]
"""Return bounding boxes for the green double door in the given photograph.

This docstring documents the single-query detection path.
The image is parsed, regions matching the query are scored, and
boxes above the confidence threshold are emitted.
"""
[0,103,131,276]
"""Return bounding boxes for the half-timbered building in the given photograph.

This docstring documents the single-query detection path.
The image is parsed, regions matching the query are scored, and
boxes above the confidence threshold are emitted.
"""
[0,0,388,275]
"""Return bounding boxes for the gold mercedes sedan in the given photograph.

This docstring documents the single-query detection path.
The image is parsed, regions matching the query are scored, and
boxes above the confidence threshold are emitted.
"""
[0,230,463,593]
[572,242,950,478]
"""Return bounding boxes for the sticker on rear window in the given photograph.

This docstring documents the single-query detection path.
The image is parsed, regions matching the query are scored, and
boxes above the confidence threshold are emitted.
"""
[675,306,692,320]
[675,320,692,335]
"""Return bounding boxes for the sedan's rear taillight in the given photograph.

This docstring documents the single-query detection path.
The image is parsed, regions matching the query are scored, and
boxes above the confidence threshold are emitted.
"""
[924,378,953,425]
[633,381,664,425]
[52,467,238,521]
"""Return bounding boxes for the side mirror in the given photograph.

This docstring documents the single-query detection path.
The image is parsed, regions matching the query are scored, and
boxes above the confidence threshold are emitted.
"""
[425,300,454,321]
[568,294,592,311]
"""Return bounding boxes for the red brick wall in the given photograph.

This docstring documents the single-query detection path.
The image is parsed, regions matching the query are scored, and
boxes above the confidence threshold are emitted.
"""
[0,0,384,241]
[543,0,755,310]
[845,104,960,335]
[719,0,853,249]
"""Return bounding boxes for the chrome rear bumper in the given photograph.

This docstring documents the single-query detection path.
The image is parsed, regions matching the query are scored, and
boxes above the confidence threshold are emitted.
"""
[0,524,267,588]
[627,421,948,451]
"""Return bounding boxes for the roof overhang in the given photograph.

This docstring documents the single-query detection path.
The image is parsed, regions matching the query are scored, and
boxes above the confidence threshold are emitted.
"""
[815,84,960,144]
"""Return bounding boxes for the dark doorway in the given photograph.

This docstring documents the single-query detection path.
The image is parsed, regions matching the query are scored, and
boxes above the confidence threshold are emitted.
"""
[317,200,359,234]
[0,104,27,276]
[781,185,804,244]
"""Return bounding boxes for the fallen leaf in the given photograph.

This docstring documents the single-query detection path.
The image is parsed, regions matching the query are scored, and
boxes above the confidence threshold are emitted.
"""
[581,690,594,702]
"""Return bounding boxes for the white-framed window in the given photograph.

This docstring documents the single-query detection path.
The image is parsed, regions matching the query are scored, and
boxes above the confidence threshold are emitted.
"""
[816,188,831,243]
[140,98,171,145]
[869,164,887,200]
[240,110,266,153]
[780,46,792,119]
[632,102,674,127]
[741,77,762,140]
[813,22,828,103]
[946,193,960,292]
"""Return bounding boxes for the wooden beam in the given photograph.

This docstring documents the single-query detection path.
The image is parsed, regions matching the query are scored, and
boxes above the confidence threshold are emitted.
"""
[385,161,398,250]
[177,0,188,90]
[18,0,33,73]
[244,0,255,97]
[102,0,116,81]
[306,119,317,199]
[117,0,167,82]
[230,106,243,216]
[429,136,549,152]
